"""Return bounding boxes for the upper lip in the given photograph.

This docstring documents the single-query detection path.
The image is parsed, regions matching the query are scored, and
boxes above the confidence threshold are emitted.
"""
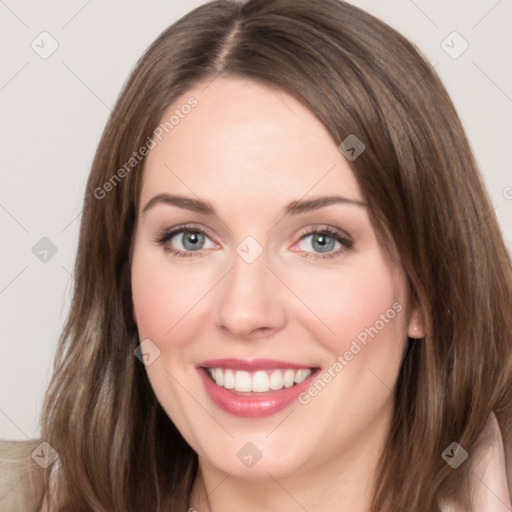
[197,358,317,371]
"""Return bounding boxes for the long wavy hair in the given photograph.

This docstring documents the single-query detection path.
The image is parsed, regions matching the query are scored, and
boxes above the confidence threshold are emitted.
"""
[37,0,512,510]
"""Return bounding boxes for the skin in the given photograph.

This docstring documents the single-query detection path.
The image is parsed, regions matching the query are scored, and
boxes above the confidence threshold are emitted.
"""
[130,76,424,512]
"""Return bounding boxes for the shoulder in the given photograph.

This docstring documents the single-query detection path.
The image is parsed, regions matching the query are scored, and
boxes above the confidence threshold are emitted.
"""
[468,412,512,510]
[0,439,52,512]
[439,412,512,511]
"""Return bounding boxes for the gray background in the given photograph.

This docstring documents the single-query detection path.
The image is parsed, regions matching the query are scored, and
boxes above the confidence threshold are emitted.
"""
[1,0,511,440]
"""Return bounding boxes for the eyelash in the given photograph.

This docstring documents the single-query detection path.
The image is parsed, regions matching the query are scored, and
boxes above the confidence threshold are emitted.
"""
[154,223,354,260]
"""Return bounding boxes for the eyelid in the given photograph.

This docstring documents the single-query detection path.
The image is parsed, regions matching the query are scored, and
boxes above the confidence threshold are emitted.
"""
[294,224,353,244]
[154,222,218,247]
[290,224,353,260]
[154,222,354,259]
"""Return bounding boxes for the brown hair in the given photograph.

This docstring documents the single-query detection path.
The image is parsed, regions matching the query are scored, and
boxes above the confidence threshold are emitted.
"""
[36,0,512,510]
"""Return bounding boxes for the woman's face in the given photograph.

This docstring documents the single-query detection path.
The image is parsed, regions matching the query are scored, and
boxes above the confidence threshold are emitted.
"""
[131,77,421,481]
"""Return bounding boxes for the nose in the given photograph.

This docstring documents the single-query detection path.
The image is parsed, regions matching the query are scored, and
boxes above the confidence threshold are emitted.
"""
[213,244,287,341]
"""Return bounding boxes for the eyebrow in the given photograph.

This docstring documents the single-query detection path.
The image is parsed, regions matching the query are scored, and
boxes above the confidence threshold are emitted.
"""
[141,193,366,217]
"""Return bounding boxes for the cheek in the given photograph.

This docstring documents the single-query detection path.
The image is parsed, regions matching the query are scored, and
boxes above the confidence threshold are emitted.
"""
[131,248,207,431]
[131,250,210,343]
[286,251,408,356]
[131,263,174,340]
[290,254,408,440]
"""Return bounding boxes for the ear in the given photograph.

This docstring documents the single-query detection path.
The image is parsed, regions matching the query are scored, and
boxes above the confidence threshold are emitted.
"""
[407,305,424,339]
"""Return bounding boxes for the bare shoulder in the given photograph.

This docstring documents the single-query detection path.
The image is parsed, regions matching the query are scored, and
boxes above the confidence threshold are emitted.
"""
[0,439,51,512]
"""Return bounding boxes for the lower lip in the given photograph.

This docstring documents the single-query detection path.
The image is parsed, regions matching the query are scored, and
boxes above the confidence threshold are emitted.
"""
[198,368,317,418]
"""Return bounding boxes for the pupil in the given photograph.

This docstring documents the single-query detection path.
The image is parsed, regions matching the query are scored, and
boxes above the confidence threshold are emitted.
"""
[183,232,203,250]
[313,234,334,253]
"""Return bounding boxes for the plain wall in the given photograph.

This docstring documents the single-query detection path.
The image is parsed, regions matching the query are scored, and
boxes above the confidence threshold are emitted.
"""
[1,0,511,440]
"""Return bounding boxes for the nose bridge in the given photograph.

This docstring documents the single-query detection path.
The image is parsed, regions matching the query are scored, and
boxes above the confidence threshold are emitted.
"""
[231,235,268,296]
[213,234,286,337]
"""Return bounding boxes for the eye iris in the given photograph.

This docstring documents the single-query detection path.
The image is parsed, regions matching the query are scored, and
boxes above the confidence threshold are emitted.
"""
[312,233,335,253]
[182,232,204,251]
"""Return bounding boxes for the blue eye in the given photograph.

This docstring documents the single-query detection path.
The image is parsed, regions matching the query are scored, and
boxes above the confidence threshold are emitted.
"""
[155,225,215,257]
[155,224,353,260]
[295,227,353,260]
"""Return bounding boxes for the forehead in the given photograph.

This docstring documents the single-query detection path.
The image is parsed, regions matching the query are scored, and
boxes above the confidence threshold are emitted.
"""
[140,77,362,211]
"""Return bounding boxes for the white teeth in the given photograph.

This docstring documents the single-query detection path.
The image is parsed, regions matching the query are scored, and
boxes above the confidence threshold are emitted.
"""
[283,369,295,388]
[223,369,235,389]
[269,370,284,390]
[252,370,270,392]
[235,371,252,392]
[294,369,312,384]
[214,368,223,387]
[207,367,313,392]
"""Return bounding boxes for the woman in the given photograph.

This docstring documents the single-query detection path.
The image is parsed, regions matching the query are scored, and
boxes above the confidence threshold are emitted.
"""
[1,0,511,510]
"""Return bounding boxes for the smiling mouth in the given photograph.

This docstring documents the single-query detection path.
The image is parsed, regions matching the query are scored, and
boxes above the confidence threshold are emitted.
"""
[196,359,321,417]
[203,367,315,394]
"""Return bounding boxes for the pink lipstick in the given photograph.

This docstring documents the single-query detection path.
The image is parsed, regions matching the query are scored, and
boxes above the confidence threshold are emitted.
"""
[197,358,319,417]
